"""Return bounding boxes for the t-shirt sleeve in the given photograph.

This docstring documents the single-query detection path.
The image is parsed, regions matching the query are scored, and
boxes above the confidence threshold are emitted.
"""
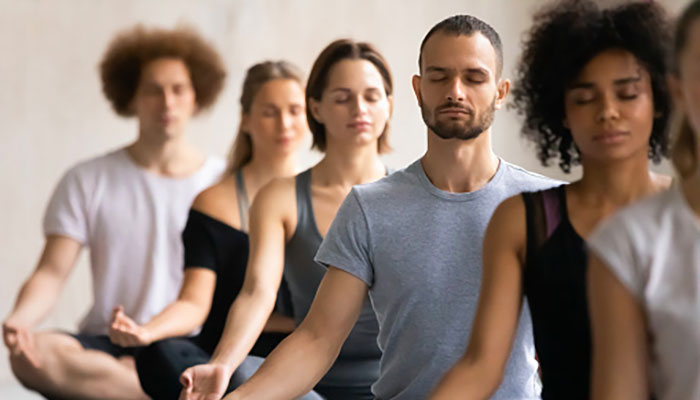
[314,188,374,287]
[182,210,217,272]
[43,167,89,244]
[587,213,645,300]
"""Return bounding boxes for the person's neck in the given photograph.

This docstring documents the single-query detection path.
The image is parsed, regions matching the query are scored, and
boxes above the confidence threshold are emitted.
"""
[126,128,202,178]
[313,140,385,188]
[573,153,665,208]
[241,152,298,198]
[420,129,499,193]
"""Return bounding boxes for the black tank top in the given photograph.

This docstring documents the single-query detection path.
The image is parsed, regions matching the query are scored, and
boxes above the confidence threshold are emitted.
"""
[522,185,591,400]
[183,170,292,356]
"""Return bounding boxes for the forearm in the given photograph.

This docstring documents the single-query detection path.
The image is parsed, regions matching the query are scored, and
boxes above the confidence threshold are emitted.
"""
[262,312,295,333]
[431,357,503,400]
[226,326,341,400]
[143,300,208,342]
[7,269,65,327]
[209,290,277,368]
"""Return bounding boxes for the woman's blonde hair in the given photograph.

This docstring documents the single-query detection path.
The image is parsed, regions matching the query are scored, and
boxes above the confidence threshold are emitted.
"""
[226,60,304,174]
[671,0,700,178]
[671,116,698,178]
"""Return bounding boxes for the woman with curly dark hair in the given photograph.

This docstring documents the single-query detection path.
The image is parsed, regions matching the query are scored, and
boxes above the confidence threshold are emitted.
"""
[431,1,673,399]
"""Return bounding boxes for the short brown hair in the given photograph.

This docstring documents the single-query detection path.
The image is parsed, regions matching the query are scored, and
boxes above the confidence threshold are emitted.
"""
[100,25,226,116]
[306,39,393,153]
[227,60,305,174]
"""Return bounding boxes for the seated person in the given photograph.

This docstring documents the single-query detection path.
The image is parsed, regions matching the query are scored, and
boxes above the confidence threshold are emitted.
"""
[109,60,309,400]
[2,25,226,400]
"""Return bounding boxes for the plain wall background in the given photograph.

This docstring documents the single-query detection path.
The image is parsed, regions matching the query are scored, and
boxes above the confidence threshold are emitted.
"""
[0,0,687,387]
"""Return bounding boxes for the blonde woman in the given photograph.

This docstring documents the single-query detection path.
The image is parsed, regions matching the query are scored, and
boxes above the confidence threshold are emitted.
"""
[108,60,308,399]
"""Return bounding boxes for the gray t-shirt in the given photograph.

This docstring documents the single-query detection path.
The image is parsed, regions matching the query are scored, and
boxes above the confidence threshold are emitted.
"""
[315,159,557,400]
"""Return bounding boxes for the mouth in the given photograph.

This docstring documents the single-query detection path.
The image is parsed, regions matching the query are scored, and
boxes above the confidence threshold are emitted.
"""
[593,130,629,144]
[437,107,472,117]
[347,121,372,130]
[159,115,176,125]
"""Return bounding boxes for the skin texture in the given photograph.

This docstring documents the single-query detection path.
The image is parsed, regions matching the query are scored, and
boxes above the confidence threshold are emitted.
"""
[179,58,391,400]
[430,49,670,400]
[589,19,700,400]
[2,57,208,400]
[108,78,308,349]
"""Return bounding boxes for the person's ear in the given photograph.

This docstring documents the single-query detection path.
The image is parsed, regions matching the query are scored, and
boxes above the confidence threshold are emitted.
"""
[494,78,510,110]
[309,98,323,124]
[412,74,423,108]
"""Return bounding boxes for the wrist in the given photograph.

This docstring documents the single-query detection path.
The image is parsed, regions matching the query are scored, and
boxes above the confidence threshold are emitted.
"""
[209,359,235,378]
[3,314,29,329]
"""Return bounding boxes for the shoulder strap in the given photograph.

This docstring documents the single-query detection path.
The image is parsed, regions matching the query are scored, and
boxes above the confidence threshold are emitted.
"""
[235,169,250,231]
[294,169,313,228]
[523,185,565,264]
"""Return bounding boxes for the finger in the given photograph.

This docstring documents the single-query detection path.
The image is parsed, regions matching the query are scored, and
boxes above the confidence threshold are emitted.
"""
[180,370,193,389]
[3,331,18,348]
[114,306,125,321]
[16,332,41,368]
[2,323,18,334]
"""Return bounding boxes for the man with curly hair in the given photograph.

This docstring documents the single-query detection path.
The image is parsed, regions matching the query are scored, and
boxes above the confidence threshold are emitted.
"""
[2,25,227,399]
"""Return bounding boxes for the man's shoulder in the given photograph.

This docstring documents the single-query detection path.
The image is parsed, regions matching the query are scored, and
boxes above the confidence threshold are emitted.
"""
[352,163,418,203]
[499,160,563,192]
[60,148,129,181]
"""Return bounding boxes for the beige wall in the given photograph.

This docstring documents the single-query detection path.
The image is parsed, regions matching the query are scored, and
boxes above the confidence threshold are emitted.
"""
[0,0,687,386]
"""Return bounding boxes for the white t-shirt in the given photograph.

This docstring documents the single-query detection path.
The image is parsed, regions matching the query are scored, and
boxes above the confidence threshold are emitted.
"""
[588,185,700,400]
[43,148,225,335]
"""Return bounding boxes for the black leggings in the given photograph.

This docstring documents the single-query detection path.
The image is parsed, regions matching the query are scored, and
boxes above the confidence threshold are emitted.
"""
[135,337,368,400]
[134,337,264,400]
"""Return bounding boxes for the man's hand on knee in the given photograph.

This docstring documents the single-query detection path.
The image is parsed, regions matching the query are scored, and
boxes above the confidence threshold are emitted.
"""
[179,363,233,400]
[2,320,42,368]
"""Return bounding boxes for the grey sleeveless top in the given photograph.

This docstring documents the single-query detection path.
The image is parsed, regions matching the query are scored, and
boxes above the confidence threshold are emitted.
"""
[284,168,381,392]
[235,169,250,231]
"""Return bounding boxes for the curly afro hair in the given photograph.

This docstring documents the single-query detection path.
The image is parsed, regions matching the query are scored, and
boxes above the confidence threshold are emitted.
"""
[511,0,672,173]
[100,25,226,117]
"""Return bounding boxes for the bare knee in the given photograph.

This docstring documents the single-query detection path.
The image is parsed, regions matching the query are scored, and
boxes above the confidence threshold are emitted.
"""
[9,332,81,391]
[9,352,39,389]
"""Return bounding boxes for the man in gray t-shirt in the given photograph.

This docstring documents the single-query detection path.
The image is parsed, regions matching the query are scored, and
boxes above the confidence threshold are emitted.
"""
[315,159,553,399]
[223,15,557,400]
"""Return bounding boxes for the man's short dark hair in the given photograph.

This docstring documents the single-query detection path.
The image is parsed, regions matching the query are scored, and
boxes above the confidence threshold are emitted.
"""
[418,15,503,76]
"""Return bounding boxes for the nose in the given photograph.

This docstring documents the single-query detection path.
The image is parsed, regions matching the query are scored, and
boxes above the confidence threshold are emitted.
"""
[446,77,466,103]
[280,112,293,130]
[163,89,177,109]
[351,95,368,116]
[597,93,620,122]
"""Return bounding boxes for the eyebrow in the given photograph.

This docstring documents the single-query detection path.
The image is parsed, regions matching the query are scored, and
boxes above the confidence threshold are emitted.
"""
[569,75,642,90]
[424,66,489,75]
[328,87,382,94]
[328,88,352,94]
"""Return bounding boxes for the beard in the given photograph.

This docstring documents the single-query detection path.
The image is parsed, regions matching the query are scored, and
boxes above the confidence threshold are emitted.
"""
[421,97,496,141]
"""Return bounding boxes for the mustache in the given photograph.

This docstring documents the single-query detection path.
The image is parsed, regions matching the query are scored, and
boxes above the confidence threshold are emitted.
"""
[436,101,473,114]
